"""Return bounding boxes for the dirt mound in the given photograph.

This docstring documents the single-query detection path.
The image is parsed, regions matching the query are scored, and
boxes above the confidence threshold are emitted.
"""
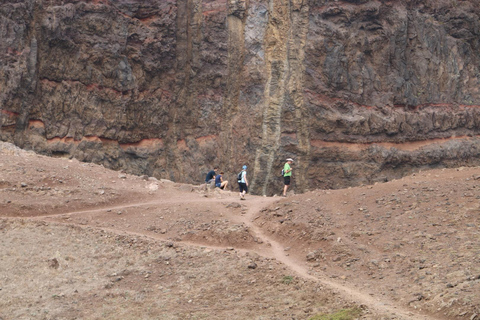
[254,170,480,319]
[1,142,479,319]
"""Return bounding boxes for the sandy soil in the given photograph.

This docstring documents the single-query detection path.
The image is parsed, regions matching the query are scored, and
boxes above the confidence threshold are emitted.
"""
[0,142,479,320]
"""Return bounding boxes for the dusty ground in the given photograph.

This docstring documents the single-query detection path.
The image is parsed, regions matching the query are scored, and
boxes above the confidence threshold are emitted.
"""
[0,142,479,320]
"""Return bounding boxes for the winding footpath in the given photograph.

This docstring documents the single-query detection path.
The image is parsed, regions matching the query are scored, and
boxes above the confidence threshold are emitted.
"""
[28,192,442,320]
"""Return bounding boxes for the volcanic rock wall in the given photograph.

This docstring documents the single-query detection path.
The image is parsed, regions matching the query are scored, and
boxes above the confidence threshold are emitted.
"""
[2,0,480,195]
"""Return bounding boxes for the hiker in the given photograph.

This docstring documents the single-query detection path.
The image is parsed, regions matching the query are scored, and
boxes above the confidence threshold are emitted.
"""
[237,165,248,200]
[282,158,294,197]
[205,166,218,187]
[215,171,228,190]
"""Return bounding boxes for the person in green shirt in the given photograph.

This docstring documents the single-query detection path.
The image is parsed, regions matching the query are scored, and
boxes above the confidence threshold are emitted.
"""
[283,158,294,197]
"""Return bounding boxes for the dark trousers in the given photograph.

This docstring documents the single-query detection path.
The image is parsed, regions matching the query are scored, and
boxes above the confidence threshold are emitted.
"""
[238,182,248,193]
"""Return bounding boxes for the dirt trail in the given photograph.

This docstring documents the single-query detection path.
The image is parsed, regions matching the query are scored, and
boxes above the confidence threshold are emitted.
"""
[237,197,439,320]
[26,193,439,320]
[2,145,477,319]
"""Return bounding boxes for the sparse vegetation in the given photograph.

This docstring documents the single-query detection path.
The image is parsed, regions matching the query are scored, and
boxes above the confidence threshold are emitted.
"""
[282,275,293,284]
[309,308,363,320]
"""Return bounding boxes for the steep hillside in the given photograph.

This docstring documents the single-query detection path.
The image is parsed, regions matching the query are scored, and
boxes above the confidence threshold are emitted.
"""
[2,0,480,195]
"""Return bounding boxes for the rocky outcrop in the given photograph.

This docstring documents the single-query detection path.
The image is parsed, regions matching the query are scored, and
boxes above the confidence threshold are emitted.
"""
[2,0,480,195]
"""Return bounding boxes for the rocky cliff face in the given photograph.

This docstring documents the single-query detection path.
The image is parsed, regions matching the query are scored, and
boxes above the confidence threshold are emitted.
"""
[2,0,480,195]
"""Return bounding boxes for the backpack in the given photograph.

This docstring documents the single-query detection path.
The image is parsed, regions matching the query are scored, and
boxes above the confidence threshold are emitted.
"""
[281,169,285,176]
[237,171,243,181]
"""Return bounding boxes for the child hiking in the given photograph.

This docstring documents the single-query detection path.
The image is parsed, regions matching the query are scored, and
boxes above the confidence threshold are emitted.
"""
[215,171,228,190]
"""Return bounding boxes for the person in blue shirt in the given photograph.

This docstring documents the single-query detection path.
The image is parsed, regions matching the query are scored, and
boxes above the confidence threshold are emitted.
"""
[205,166,218,186]
[237,165,248,200]
[215,171,229,190]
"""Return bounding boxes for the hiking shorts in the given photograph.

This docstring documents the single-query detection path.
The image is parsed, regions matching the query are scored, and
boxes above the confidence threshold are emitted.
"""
[284,176,291,186]
[238,182,248,193]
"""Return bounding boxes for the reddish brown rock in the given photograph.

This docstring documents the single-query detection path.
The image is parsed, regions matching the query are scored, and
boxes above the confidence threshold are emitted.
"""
[1,0,480,195]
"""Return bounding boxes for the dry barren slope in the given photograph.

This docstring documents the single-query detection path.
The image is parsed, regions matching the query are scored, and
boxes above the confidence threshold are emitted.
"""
[0,142,479,320]
[254,169,480,319]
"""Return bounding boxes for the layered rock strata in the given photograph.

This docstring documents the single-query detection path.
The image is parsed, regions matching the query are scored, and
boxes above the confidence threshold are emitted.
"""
[2,0,480,195]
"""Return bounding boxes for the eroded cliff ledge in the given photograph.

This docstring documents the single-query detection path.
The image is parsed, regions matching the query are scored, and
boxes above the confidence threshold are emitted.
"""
[2,0,480,195]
